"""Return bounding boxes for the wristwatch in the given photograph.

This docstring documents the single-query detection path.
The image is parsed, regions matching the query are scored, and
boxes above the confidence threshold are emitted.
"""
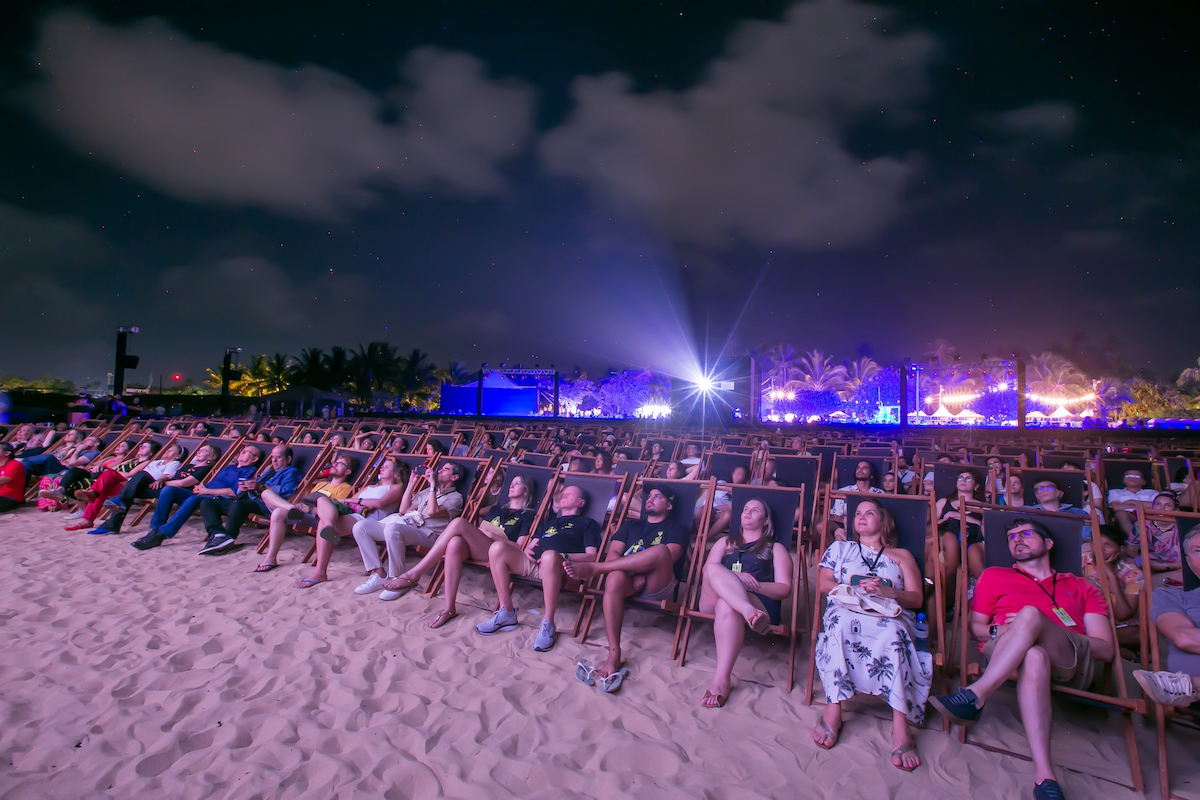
[989,624,1000,639]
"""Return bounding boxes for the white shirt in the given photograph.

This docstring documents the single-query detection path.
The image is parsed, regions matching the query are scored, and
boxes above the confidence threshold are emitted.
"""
[832,484,885,518]
[143,459,181,481]
[1107,488,1157,505]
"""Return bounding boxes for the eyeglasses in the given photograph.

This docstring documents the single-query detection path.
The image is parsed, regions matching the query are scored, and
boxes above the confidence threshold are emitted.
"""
[1007,529,1039,541]
[1034,484,1057,492]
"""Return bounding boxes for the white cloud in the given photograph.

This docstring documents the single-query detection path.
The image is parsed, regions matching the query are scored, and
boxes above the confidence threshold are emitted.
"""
[994,102,1078,138]
[539,0,936,250]
[26,12,535,219]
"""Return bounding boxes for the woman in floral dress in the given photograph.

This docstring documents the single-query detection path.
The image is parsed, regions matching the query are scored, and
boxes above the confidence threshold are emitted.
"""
[813,498,932,771]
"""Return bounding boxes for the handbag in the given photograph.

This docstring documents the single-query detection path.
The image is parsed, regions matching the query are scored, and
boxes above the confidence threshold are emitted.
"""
[827,584,902,618]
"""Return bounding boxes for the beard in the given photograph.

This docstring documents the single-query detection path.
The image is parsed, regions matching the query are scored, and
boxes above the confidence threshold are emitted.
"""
[1011,545,1042,562]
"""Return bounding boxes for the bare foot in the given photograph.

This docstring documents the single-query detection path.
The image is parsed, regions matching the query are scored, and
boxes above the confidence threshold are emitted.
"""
[382,574,417,592]
[631,575,647,594]
[563,560,598,581]
[599,646,623,679]
[294,574,327,589]
[891,720,920,771]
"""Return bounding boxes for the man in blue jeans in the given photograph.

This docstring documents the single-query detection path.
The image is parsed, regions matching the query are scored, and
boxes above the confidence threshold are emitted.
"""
[132,445,263,550]
[199,445,301,555]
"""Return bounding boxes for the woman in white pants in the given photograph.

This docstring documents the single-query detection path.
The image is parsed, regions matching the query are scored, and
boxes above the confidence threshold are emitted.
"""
[352,461,465,600]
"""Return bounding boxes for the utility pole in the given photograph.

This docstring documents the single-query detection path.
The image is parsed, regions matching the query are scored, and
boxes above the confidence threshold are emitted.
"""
[113,326,140,397]
[221,347,242,416]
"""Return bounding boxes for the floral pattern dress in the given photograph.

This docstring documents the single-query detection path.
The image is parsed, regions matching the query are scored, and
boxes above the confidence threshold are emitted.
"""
[814,540,933,723]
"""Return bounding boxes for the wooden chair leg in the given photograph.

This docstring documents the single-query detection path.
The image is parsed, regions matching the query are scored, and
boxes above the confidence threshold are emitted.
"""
[1121,709,1145,793]
[670,611,687,662]
[1156,704,1170,800]
[255,532,270,555]
[571,596,590,639]
[302,543,316,564]
[676,618,693,667]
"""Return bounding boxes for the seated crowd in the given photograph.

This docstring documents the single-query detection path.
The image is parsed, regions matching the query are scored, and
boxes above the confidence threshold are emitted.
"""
[3,415,1198,799]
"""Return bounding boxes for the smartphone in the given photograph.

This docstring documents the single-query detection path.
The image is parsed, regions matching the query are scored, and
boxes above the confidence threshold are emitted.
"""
[415,465,427,476]
[850,574,893,588]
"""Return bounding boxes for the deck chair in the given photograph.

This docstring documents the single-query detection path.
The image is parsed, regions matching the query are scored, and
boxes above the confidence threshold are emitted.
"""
[677,484,806,690]
[955,506,1146,793]
[1016,468,1087,509]
[705,451,752,482]
[124,434,238,527]
[932,462,995,504]
[1099,457,1158,500]
[857,445,896,458]
[424,462,559,598]
[770,454,821,539]
[1141,508,1200,799]
[804,491,946,704]
[998,445,1039,464]
[831,454,894,491]
[613,460,651,478]
[805,444,847,484]
[519,451,556,467]
[574,475,710,657]
[254,444,374,554]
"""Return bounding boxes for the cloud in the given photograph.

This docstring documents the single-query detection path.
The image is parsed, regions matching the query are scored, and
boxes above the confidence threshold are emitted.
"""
[992,101,1078,138]
[539,0,936,251]
[25,12,535,219]
[0,204,107,272]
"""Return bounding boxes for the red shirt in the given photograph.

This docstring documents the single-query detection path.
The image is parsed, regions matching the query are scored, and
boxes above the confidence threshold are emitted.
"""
[971,565,1108,629]
[0,459,25,502]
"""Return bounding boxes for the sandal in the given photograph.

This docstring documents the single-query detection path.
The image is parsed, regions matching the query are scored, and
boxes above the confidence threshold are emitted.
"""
[293,577,325,589]
[748,610,771,635]
[65,522,94,531]
[427,610,459,629]
[253,564,279,573]
[575,660,597,687]
[813,719,840,750]
[891,744,920,772]
[597,668,628,693]
[701,689,727,709]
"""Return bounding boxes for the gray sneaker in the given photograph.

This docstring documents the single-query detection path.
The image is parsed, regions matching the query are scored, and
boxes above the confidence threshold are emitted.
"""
[532,618,557,652]
[475,608,519,635]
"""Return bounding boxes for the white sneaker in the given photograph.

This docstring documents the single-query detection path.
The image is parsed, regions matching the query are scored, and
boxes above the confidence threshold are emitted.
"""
[354,573,388,595]
[64,509,84,520]
[379,588,403,601]
[1134,670,1197,708]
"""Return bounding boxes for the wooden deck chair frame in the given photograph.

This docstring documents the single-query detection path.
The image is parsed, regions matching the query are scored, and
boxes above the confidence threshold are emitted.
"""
[954,504,1146,793]
[125,434,240,527]
[804,491,946,706]
[769,454,822,541]
[705,451,752,482]
[613,459,651,478]
[805,444,848,484]
[424,461,560,598]
[677,484,806,690]
[1140,507,1200,799]
[574,475,710,657]
[1098,456,1159,502]
[253,444,375,552]
[932,462,997,505]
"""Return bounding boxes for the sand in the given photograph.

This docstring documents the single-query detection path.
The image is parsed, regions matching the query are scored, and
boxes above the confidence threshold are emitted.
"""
[1,506,1197,800]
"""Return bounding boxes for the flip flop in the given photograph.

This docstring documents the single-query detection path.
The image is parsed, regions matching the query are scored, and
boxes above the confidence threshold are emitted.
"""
[427,610,459,630]
[597,668,628,693]
[253,564,279,573]
[318,526,338,542]
[293,577,325,590]
[701,689,727,709]
[66,522,94,531]
[813,719,840,750]
[575,660,597,687]
[891,744,920,772]
[748,610,771,635]
[285,508,305,523]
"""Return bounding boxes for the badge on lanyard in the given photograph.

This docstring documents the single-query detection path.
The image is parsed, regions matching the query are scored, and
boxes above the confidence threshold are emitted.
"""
[732,560,743,573]
[1053,607,1077,627]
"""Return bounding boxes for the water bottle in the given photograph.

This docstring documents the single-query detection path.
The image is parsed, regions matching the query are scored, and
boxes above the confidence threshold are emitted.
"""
[914,613,929,652]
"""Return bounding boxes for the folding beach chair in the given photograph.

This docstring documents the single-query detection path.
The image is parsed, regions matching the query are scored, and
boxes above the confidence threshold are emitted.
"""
[1016,468,1087,509]
[1140,508,1200,799]
[954,506,1147,793]
[805,444,848,484]
[424,462,559,598]
[831,454,894,491]
[677,484,805,690]
[804,491,946,705]
[574,475,710,657]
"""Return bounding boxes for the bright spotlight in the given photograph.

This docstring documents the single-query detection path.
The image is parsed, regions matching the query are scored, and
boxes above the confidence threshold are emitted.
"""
[695,375,715,394]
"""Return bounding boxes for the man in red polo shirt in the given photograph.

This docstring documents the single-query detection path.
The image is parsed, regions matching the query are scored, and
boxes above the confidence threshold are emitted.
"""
[930,518,1113,800]
[0,442,25,512]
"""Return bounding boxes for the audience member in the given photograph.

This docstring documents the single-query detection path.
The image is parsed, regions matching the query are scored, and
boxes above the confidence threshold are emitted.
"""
[131,444,250,549]
[197,445,300,555]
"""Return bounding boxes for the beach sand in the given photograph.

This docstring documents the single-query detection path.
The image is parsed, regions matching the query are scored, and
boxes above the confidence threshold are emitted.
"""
[1,507,1197,799]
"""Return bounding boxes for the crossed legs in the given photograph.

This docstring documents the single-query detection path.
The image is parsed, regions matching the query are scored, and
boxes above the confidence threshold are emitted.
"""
[697,562,769,706]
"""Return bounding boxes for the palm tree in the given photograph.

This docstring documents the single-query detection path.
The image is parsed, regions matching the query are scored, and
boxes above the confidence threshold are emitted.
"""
[325,346,352,393]
[924,338,958,366]
[762,343,802,388]
[395,348,439,409]
[261,353,294,394]
[788,350,849,393]
[1026,351,1089,398]
[349,342,401,403]
[1176,357,1200,390]
[437,360,475,386]
[1092,376,1132,420]
[293,347,329,389]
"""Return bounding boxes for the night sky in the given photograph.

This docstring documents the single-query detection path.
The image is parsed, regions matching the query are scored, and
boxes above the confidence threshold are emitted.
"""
[2,1,1197,388]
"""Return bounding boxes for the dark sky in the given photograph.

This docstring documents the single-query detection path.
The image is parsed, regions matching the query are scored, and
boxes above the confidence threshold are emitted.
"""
[2,1,1197,387]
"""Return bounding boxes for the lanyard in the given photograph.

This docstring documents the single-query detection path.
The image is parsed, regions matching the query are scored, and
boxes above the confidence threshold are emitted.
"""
[1015,567,1060,608]
[857,542,885,576]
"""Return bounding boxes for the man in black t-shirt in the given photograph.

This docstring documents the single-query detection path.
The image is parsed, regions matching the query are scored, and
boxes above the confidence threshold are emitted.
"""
[564,485,690,689]
[477,485,602,652]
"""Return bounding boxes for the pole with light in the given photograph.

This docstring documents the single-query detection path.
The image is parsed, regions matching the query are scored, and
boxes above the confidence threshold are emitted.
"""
[113,326,141,398]
[220,347,242,416]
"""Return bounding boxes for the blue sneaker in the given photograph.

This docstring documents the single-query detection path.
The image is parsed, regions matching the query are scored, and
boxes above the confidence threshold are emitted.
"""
[929,688,983,726]
[475,608,519,635]
[1033,779,1066,800]
[103,498,126,512]
[532,619,557,652]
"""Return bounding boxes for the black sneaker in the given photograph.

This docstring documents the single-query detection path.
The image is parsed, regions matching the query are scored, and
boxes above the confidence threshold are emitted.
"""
[1033,779,1066,800]
[132,531,166,550]
[929,688,983,726]
[199,534,237,554]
